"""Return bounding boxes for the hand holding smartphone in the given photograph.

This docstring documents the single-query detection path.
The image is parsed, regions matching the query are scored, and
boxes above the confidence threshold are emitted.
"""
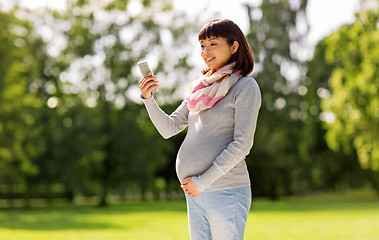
[138,61,159,93]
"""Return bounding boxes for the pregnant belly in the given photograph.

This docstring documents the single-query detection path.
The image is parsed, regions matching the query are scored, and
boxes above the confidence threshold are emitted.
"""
[175,137,230,181]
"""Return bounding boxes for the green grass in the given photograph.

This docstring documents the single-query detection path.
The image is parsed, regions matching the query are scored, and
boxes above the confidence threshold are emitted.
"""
[0,192,378,240]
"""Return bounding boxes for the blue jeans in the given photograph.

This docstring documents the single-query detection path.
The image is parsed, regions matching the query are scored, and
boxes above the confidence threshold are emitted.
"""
[185,187,251,240]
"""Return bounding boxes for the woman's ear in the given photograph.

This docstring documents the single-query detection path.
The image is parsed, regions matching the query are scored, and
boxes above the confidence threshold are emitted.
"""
[231,41,239,54]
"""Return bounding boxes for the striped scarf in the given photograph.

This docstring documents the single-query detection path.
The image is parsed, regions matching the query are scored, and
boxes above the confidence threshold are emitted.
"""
[186,62,241,113]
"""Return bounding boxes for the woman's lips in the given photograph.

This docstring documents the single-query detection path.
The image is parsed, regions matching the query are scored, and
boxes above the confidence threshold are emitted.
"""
[205,57,215,63]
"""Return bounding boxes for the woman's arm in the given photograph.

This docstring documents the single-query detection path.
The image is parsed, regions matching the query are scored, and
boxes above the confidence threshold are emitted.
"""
[142,97,189,139]
[140,72,189,139]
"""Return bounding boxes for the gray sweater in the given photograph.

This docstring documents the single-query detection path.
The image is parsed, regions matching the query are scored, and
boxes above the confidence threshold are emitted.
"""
[142,76,261,192]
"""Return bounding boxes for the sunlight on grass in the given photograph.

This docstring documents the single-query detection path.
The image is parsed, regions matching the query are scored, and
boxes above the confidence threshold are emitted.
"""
[245,202,378,240]
[0,192,378,240]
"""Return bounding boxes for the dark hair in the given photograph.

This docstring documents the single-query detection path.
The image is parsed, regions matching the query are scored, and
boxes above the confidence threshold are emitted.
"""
[198,19,254,76]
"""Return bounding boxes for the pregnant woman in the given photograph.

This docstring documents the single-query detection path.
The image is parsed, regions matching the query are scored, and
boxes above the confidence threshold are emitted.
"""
[139,19,261,240]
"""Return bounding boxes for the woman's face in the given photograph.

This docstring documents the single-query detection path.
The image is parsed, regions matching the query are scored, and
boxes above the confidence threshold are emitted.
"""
[200,37,238,72]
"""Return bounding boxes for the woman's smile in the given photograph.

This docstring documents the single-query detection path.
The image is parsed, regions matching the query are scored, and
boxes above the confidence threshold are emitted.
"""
[205,57,215,63]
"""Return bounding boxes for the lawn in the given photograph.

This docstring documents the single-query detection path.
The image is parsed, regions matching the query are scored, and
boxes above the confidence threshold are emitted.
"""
[0,191,378,240]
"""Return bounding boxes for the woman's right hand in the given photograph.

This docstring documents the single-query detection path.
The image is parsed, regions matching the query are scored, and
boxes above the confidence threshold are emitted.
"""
[139,72,159,99]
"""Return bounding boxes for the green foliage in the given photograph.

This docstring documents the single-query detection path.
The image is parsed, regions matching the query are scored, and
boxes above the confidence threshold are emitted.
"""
[320,9,379,172]
[0,11,46,185]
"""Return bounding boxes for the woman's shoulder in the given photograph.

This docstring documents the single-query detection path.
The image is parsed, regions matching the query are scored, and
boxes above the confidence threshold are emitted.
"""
[232,76,261,106]
[234,75,260,93]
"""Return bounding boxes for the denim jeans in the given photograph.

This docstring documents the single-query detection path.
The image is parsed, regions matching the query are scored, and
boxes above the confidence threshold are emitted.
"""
[185,187,251,240]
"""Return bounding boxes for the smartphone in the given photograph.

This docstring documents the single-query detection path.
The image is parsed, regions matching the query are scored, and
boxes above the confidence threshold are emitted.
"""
[138,61,158,93]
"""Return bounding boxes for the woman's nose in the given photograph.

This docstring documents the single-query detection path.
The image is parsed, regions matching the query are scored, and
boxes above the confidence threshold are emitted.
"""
[203,46,210,53]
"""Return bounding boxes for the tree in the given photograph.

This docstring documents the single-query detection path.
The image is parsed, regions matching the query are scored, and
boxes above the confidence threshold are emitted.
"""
[27,0,196,206]
[244,0,310,199]
[305,39,368,192]
[319,9,379,192]
[51,0,197,206]
[0,9,49,206]
[1,0,198,206]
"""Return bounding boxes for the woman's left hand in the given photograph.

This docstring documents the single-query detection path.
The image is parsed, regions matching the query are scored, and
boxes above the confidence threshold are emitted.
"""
[181,178,202,198]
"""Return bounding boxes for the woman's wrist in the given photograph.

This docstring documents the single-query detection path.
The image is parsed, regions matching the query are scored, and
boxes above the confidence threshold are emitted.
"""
[140,93,153,99]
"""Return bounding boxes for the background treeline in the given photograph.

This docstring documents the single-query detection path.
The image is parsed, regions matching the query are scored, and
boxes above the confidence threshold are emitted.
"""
[0,0,378,207]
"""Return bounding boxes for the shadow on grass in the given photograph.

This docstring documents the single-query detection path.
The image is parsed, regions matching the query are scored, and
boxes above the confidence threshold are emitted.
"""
[0,214,115,231]
[0,201,187,231]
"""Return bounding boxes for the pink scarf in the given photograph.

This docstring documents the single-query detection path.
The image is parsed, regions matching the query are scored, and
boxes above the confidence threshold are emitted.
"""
[186,62,241,113]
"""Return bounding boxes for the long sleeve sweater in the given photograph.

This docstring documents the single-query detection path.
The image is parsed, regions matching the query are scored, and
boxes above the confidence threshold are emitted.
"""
[142,76,261,192]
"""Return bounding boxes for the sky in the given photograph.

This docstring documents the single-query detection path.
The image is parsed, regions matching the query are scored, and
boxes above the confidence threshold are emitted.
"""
[11,0,360,48]
[171,0,360,46]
